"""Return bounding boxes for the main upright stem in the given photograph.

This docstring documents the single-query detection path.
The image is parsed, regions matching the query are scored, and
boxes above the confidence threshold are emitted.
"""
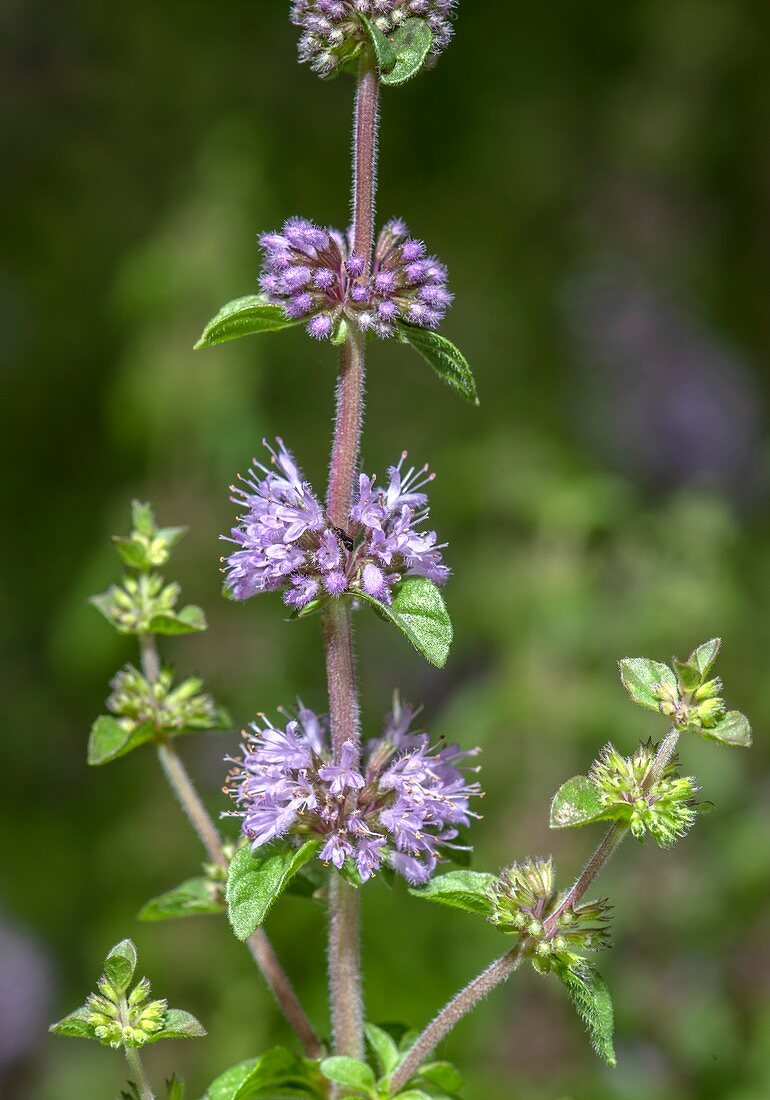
[139,635,322,1059]
[324,60,380,1067]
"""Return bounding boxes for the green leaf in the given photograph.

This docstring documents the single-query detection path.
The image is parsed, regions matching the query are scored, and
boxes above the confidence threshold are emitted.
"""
[381,18,433,86]
[217,1049,324,1100]
[49,1005,96,1040]
[392,1093,430,1100]
[672,658,701,692]
[205,1060,259,1100]
[365,1023,400,1077]
[358,577,453,668]
[360,16,397,74]
[104,939,137,995]
[138,877,225,922]
[408,870,496,917]
[195,296,301,349]
[395,323,479,405]
[698,709,752,748]
[417,1062,464,1095]
[688,637,721,679]
[319,1056,376,1096]
[549,776,613,829]
[618,657,676,711]
[87,716,156,767]
[149,604,208,635]
[149,1009,206,1042]
[113,536,151,570]
[226,840,321,941]
[558,965,616,1067]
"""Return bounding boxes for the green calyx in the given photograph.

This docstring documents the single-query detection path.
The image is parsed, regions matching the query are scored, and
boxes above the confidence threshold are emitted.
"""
[590,742,700,848]
[488,857,612,975]
[619,639,752,748]
[50,939,205,1050]
[107,664,227,737]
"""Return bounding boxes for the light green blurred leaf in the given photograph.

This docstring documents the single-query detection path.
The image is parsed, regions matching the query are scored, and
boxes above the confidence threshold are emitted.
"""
[550,775,613,829]
[104,939,137,995]
[139,877,225,921]
[87,716,156,766]
[698,710,752,748]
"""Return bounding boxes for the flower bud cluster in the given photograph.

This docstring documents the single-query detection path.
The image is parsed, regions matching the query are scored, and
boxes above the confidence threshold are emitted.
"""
[590,742,699,848]
[488,857,611,975]
[86,976,167,1050]
[259,218,451,340]
[654,672,725,730]
[107,665,224,736]
[291,1,457,78]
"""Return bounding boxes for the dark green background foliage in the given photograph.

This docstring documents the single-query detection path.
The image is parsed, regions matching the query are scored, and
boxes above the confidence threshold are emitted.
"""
[1,1,769,1097]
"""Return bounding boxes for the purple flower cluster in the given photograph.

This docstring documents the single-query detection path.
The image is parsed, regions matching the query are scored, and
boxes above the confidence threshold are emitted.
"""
[223,439,449,608]
[291,1,457,78]
[223,700,482,884]
[259,218,451,340]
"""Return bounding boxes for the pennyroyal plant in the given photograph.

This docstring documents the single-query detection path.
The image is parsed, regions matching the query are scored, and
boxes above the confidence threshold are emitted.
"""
[51,6,754,1098]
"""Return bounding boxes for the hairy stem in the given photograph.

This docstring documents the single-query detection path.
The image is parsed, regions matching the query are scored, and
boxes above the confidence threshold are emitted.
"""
[139,635,322,1059]
[389,945,525,1094]
[323,60,380,1069]
[124,1044,155,1100]
[396,728,683,1088]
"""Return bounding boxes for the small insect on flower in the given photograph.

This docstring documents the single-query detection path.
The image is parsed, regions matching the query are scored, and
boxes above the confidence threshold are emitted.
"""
[258,217,452,340]
[222,438,449,608]
[222,697,482,885]
[488,857,612,975]
[590,742,701,848]
[290,1,458,79]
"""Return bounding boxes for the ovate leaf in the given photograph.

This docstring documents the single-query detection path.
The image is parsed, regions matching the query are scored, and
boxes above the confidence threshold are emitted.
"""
[417,1061,464,1095]
[360,16,397,74]
[49,1006,96,1040]
[149,604,207,635]
[618,657,676,711]
[698,709,752,748]
[381,18,433,86]
[365,1022,400,1077]
[688,637,721,679]
[550,776,612,829]
[139,877,225,922]
[226,840,321,941]
[408,870,496,917]
[104,939,137,995]
[358,577,453,669]
[88,716,156,767]
[204,1060,259,1100]
[319,1056,376,1096]
[150,1009,206,1042]
[395,323,479,405]
[558,964,616,1067]
[195,296,300,349]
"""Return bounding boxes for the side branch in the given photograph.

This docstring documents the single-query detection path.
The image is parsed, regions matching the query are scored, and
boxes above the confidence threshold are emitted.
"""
[140,636,322,1059]
[389,946,525,1094]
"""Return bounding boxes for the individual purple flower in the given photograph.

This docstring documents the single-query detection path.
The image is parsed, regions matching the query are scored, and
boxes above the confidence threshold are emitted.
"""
[223,439,449,608]
[223,699,482,884]
[259,217,451,340]
[290,1,457,78]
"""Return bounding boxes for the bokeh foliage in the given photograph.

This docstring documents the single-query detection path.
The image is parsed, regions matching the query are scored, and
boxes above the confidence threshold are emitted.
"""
[1,1,769,1097]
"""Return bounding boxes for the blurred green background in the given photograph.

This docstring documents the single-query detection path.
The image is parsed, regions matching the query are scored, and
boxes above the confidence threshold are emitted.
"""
[2,1,769,1097]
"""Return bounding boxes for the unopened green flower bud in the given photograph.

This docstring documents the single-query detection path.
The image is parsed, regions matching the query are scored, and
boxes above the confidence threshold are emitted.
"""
[590,742,700,848]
